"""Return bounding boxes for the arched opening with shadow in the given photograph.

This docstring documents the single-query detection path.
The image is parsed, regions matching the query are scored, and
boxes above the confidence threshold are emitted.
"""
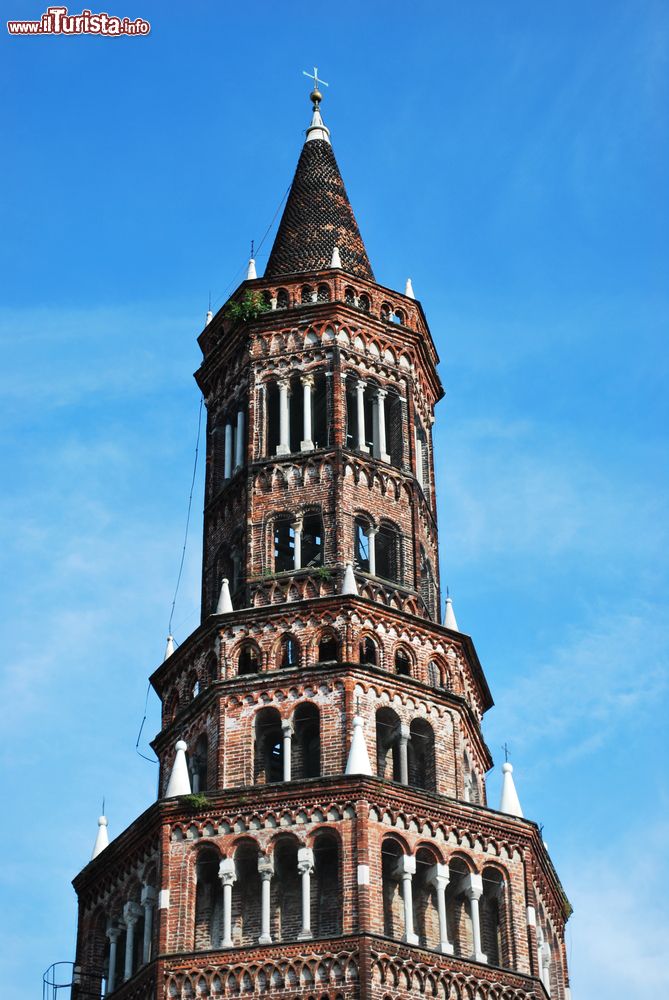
[238,641,261,676]
[481,867,507,967]
[445,857,474,959]
[231,841,261,946]
[254,707,284,784]
[190,733,209,793]
[376,707,402,782]
[278,634,299,669]
[293,702,320,779]
[317,631,339,663]
[194,847,223,951]
[381,838,405,939]
[359,636,378,665]
[376,522,402,584]
[413,845,442,950]
[408,718,436,791]
[312,830,342,936]
[271,837,301,941]
[394,647,412,676]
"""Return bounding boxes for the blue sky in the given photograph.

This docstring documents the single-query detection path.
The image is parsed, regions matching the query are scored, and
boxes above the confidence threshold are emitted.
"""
[1,1,668,995]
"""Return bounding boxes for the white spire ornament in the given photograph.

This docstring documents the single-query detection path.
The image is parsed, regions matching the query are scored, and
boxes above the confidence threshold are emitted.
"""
[164,635,175,661]
[444,592,459,631]
[246,258,257,280]
[205,310,213,326]
[405,277,415,299]
[91,814,109,860]
[345,716,373,775]
[330,246,342,269]
[165,740,192,798]
[499,761,524,818]
[341,561,358,595]
[215,578,233,614]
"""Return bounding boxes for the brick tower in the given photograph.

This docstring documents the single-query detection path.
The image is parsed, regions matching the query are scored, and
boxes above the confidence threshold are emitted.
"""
[70,86,572,1000]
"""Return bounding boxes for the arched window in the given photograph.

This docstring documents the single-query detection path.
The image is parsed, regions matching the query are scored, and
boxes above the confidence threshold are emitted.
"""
[407,719,436,791]
[317,283,330,302]
[394,308,405,326]
[413,846,442,950]
[376,707,402,782]
[481,867,505,967]
[190,733,209,793]
[445,858,474,959]
[301,285,314,304]
[360,636,378,666]
[254,707,284,784]
[344,286,356,306]
[317,632,339,663]
[302,513,324,566]
[463,750,480,804]
[358,293,370,313]
[381,839,405,938]
[274,516,295,572]
[293,703,320,779]
[272,838,301,941]
[276,288,289,309]
[195,848,223,950]
[238,642,260,675]
[313,831,341,935]
[376,523,401,583]
[278,634,299,669]
[427,661,440,687]
[354,516,371,572]
[231,842,261,946]
[380,302,392,322]
[395,648,411,676]
[386,391,404,469]
[207,653,218,685]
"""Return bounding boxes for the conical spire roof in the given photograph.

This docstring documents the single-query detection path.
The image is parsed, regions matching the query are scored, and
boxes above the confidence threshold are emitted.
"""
[265,92,373,281]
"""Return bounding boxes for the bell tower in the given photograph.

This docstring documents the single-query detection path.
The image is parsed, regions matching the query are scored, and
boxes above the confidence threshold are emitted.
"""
[70,86,572,1000]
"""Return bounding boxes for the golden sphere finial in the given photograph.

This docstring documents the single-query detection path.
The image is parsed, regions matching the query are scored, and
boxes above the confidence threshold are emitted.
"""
[310,87,322,107]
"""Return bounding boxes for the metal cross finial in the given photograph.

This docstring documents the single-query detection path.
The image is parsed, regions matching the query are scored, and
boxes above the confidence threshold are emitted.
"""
[502,742,510,763]
[303,66,329,92]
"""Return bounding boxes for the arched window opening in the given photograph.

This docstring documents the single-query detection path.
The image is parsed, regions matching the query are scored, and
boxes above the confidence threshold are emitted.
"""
[376,707,402,782]
[313,832,341,936]
[407,719,436,791]
[387,392,404,469]
[276,288,289,310]
[463,751,481,805]
[344,286,356,306]
[427,661,440,687]
[394,308,405,326]
[395,649,411,676]
[317,633,339,663]
[302,513,324,567]
[165,692,179,724]
[192,677,200,699]
[190,733,209,793]
[381,839,404,938]
[262,290,272,308]
[420,548,437,619]
[274,517,295,572]
[358,293,370,313]
[266,381,280,456]
[445,858,473,959]
[354,517,371,572]
[293,703,320,779]
[232,842,261,946]
[254,707,284,784]
[481,867,505,967]
[380,302,392,322]
[238,642,260,676]
[272,839,301,941]
[278,634,299,669]
[376,524,401,583]
[301,285,314,304]
[195,848,223,950]
[207,653,218,685]
[360,636,378,666]
[317,283,330,302]
[413,847,441,950]
[415,421,429,492]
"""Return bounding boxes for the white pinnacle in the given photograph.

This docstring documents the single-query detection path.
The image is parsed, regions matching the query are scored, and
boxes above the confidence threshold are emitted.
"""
[405,277,415,299]
[345,716,373,775]
[499,761,524,818]
[247,258,257,280]
[444,594,459,630]
[205,310,213,326]
[305,104,331,144]
[341,561,358,595]
[330,246,342,269]
[215,578,233,614]
[165,740,192,798]
[91,815,109,860]
[164,635,175,661]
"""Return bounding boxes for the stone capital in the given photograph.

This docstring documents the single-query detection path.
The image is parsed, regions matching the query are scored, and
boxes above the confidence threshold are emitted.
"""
[399,723,411,743]
[257,855,274,879]
[106,925,122,943]
[123,900,143,926]
[460,872,483,901]
[218,857,237,886]
[297,846,315,875]
[425,862,449,889]
[300,374,315,388]
[140,885,157,908]
[393,853,416,878]
[281,719,293,736]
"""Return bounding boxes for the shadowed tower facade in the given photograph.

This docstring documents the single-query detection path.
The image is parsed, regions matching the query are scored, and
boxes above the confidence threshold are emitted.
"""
[70,87,572,1000]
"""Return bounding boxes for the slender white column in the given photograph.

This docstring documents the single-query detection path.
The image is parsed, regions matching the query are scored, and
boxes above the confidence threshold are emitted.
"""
[224,422,233,480]
[398,723,410,785]
[218,858,237,947]
[281,720,292,781]
[257,856,274,944]
[415,425,424,486]
[122,902,142,980]
[366,526,377,576]
[277,380,291,455]
[373,388,390,462]
[140,885,157,963]
[292,519,303,570]
[106,927,121,994]
[297,847,315,939]
[356,380,369,452]
[301,375,314,451]
[461,874,486,962]
[234,407,245,470]
[394,855,419,945]
[426,864,453,954]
